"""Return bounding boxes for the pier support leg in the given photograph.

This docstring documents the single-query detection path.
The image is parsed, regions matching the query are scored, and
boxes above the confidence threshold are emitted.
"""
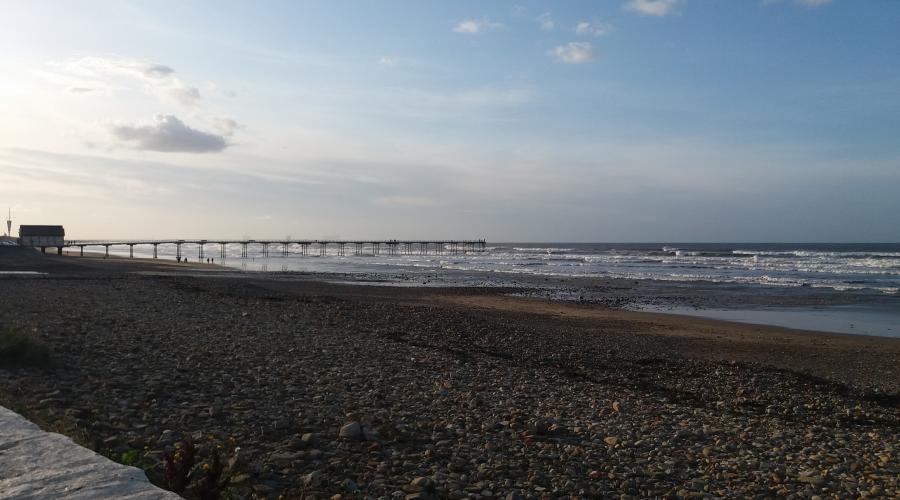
[105,245,109,258]
[129,245,133,258]
[80,246,84,257]
[153,244,158,259]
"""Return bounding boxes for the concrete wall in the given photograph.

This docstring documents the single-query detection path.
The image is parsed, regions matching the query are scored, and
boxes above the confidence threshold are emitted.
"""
[0,406,179,499]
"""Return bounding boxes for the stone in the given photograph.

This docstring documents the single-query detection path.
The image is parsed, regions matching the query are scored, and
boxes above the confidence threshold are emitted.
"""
[268,450,303,468]
[363,426,381,441]
[798,473,825,486]
[341,478,358,492]
[408,476,436,492]
[339,422,363,440]
[303,471,322,488]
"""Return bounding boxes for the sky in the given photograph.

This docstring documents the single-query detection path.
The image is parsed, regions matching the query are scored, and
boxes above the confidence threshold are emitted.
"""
[0,0,898,242]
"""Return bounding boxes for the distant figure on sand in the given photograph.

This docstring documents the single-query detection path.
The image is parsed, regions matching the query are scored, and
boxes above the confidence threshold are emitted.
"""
[176,257,180,263]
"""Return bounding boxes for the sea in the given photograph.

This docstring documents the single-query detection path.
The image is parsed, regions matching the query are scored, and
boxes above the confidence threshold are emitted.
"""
[105,242,900,337]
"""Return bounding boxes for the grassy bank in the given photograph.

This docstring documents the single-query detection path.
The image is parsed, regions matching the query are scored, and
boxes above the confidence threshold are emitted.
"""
[0,323,52,369]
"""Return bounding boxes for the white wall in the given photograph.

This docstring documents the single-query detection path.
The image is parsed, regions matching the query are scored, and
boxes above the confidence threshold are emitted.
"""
[19,236,65,247]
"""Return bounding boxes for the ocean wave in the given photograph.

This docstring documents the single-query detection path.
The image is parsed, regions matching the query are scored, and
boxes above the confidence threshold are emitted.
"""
[734,249,900,259]
[511,247,574,253]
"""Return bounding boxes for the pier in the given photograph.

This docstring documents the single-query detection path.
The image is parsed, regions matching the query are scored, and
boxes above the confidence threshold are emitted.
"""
[60,239,487,259]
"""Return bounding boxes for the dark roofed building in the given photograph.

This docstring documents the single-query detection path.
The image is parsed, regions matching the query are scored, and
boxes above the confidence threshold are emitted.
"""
[19,225,66,253]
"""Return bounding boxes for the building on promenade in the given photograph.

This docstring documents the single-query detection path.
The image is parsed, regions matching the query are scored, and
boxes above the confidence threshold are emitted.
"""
[18,225,65,254]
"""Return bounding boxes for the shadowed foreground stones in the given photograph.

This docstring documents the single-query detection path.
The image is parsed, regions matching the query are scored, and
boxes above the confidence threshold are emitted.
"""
[0,274,897,498]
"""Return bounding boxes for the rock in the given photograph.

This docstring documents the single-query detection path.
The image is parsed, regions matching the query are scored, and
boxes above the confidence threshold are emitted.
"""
[339,422,363,440]
[303,471,322,488]
[406,494,437,500]
[363,426,381,441]
[604,436,618,447]
[252,484,275,494]
[408,476,436,492]
[267,450,303,468]
[341,478,358,492]
[529,419,551,436]
[798,472,825,486]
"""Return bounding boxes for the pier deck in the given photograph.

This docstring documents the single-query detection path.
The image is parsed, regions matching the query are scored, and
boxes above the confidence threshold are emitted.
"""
[59,239,487,259]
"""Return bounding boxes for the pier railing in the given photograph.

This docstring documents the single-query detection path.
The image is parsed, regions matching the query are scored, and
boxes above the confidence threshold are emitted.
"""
[60,239,487,259]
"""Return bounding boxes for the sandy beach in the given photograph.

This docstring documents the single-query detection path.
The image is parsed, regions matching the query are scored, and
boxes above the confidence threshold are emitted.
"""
[1,248,898,498]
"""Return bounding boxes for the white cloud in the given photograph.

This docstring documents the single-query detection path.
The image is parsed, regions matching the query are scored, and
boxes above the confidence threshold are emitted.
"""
[162,85,201,107]
[66,87,100,94]
[623,0,680,17]
[453,18,505,35]
[50,57,202,106]
[377,56,422,69]
[109,115,228,153]
[575,21,613,37]
[763,0,832,8]
[372,196,441,208]
[549,42,595,64]
[212,117,242,136]
[538,12,554,31]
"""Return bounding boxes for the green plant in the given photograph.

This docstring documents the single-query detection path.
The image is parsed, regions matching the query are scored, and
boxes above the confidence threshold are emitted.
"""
[163,435,241,500]
[120,449,141,467]
[0,325,52,368]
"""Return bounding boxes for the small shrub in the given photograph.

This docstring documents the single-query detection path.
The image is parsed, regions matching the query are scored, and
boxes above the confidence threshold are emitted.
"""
[0,325,52,368]
[120,449,141,467]
[163,435,241,500]
[164,436,197,494]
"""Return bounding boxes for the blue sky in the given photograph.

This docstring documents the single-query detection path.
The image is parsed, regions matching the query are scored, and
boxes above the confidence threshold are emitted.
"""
[0,0,898,241]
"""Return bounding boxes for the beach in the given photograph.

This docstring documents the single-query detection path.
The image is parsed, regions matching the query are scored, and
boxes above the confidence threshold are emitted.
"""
[1,248,898,498]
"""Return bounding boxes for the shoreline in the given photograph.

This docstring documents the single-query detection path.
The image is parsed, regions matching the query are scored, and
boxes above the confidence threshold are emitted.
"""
[1,248,898,497]
[63,248,900,338]
[6,247,900,342]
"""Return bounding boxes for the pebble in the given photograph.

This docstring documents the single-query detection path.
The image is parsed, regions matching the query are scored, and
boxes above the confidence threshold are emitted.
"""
[0,273,897,499]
